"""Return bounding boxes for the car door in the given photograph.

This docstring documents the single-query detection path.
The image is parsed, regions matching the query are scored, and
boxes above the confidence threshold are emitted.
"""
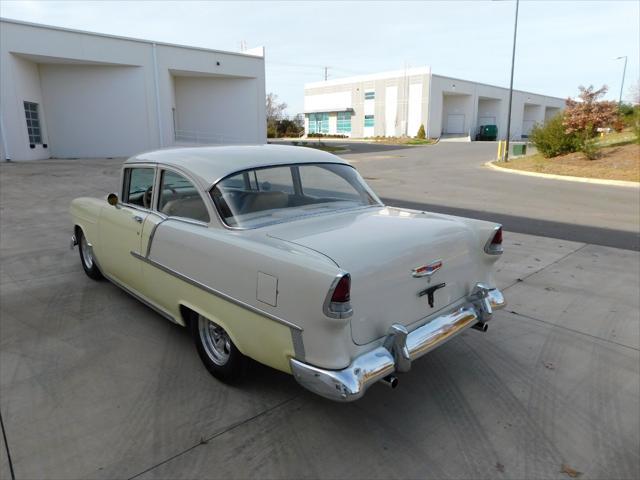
[140,167,212,312]
[99,166,156,292]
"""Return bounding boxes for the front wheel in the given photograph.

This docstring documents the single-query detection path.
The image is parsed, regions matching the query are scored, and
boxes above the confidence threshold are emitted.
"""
[78,229,103,280]
[191,314,246,383]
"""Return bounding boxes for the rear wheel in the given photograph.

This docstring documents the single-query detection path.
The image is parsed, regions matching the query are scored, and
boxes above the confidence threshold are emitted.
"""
[191,314,246,383]
[78,229,103,280]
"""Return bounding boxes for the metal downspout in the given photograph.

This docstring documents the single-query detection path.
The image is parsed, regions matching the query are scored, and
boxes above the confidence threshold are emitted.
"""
[152,43,164,148]
[0,108,10,161]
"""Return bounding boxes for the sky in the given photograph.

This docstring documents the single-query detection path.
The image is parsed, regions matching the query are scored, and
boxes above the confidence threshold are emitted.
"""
[1,0,638,115]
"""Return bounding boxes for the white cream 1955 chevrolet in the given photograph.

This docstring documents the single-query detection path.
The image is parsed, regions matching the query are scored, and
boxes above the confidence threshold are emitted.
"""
[70,145,505,401]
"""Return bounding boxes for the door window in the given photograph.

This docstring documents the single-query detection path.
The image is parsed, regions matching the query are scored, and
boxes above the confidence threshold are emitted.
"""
[123,168,155,208]
[158,170,210,222]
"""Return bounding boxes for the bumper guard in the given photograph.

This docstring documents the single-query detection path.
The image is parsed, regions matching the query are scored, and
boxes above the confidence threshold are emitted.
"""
[290,283,505,401]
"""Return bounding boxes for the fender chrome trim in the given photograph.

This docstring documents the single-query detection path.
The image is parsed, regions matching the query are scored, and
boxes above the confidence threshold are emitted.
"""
[290,285,506,401]
[130,251,303,332]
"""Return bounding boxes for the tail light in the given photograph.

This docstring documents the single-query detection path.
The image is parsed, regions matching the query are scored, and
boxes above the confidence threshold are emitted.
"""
[484,226,503,255]
[323,273,353,319]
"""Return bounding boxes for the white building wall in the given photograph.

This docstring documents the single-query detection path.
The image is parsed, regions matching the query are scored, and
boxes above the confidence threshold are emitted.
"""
[407,83,423,137]
[304,68,563,140]
[385,86,398,137]
[173,76,260,144]
[0,18,266,160]
[429,74,564,140]
[40,64,151,157]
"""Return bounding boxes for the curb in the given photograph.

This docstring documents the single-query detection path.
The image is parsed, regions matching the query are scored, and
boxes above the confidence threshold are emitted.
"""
[484,160,640,188]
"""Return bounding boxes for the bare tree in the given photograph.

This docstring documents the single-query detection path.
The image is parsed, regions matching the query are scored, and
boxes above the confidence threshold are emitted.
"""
[266,93,287,123]
[628,82,640,105]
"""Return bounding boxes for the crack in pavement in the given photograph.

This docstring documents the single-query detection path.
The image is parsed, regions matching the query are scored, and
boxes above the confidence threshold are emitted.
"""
[127,395,300,479]
[0,408,16,480]
[506,309,639,353]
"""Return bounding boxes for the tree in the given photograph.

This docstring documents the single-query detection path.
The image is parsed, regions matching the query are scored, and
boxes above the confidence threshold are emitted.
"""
[416,124,426,139]
[563,85,620,159]
[266,93,288,138]
[628,82,640,105]
[530,113,579,158]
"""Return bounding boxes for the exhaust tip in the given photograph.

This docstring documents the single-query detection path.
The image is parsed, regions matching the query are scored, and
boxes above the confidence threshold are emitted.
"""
[381,375,399,389]
[472,322,488,332]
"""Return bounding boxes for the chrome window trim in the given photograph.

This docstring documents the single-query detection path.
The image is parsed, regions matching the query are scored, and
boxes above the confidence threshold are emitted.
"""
[156,165,214,224]
[483,225,504,255]
[130,251,304,332]
[121,165,158,210]
[209,162,383,231]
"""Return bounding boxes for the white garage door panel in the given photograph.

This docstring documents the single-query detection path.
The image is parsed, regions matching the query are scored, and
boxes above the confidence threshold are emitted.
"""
[522,120,536,136]
[446,114,465,134]
[40,64,150,158]
[478,116,496,126]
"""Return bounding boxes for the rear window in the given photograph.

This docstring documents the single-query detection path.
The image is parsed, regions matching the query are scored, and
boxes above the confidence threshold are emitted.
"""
[211,163,380,228]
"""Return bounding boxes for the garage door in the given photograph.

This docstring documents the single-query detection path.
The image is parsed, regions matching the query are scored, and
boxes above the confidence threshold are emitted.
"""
[522,120,536,136]
[478,116,496,126]
[446,114,465,134]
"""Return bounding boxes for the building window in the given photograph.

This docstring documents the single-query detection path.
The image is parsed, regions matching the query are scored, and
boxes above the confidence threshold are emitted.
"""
[23,101,42,145]
[308,113,329,134]
[364,91,375,100]
[364,115,375,128]
[337,112,352,133]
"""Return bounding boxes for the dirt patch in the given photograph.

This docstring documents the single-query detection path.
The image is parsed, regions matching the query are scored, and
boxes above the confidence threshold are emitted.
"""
[499,143,639,182]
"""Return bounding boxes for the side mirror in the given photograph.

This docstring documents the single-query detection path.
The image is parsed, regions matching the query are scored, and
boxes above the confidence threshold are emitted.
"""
[107,193,119,206]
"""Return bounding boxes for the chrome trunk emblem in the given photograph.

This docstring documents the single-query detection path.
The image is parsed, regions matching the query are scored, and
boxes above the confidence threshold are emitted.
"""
[412,260,443,278]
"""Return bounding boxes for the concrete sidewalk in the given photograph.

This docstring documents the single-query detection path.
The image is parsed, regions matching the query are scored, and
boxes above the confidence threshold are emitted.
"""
[0,158,639,479]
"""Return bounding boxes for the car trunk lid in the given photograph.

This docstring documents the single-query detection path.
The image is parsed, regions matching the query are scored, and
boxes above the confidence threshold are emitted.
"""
[267,206,481,345]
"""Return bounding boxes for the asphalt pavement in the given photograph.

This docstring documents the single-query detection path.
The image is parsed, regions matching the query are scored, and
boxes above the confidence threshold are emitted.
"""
[320,140,639,250]
[0,153,638,479]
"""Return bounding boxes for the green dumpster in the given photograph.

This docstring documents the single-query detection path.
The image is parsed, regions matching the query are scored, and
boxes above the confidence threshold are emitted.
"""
[513,144,526,156]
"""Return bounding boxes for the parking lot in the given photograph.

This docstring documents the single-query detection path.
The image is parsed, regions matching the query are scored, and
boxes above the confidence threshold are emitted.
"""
[1,146,639,479]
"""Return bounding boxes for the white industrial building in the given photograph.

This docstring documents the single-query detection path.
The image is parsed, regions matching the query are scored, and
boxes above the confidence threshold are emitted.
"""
[304,66,565,140]
[0,18,266,161]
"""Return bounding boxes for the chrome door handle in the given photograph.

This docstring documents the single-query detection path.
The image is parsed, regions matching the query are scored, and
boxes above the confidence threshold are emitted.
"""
[133,215,144,223]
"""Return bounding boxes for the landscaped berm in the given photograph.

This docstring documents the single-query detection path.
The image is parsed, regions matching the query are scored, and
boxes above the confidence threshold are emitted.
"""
[500,141,640,182]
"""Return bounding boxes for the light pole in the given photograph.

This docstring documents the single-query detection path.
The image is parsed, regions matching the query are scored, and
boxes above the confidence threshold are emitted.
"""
[616,56,627,105]
[503,0,519,162]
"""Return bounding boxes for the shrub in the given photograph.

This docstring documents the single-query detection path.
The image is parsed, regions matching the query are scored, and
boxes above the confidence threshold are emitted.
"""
[633,109,640,144]
[416,124,426,139]
[529,113,579,158]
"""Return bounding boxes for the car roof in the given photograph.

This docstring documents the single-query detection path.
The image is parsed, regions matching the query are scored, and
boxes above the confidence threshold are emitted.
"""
[125,144,349,189]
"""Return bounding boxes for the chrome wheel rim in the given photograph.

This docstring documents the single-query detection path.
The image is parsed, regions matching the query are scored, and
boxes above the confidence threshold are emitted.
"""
[198,316,231,366]
[80,234,94,269]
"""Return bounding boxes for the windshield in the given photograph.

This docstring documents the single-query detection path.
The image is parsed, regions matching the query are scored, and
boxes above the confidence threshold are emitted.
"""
[210,163,381,228]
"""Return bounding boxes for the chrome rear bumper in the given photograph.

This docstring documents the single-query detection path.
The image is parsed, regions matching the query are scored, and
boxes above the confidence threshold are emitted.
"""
[290,284,505,401]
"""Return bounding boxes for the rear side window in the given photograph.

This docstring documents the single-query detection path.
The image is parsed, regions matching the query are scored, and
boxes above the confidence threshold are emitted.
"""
[211,163,380,228]
[158,170,209,223]
[123,168,155,208]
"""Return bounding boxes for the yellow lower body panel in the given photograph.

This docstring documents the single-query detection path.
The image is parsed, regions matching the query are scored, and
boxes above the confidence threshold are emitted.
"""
[143,264,296,374]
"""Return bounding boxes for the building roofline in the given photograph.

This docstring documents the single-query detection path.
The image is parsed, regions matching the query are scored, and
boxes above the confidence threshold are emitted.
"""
[305,66,431,89]
[0,16,264,59]
[431,73,566,102]
[304,66,565,102]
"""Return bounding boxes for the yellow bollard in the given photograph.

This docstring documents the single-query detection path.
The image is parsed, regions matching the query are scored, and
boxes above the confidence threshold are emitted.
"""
[497,140,503,161]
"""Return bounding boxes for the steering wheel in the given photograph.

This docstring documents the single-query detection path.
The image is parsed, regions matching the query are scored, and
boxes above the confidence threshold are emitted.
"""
[142,186,153,209]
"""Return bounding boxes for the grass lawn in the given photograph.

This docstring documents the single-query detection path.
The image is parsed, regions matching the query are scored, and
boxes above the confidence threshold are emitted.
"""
[366,136,436,145]
[291,141,347,153]
[497,142,640,182]
[595,130,637,147]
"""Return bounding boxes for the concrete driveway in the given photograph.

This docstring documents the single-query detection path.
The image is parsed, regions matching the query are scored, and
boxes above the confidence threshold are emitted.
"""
[1,158,639,479]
